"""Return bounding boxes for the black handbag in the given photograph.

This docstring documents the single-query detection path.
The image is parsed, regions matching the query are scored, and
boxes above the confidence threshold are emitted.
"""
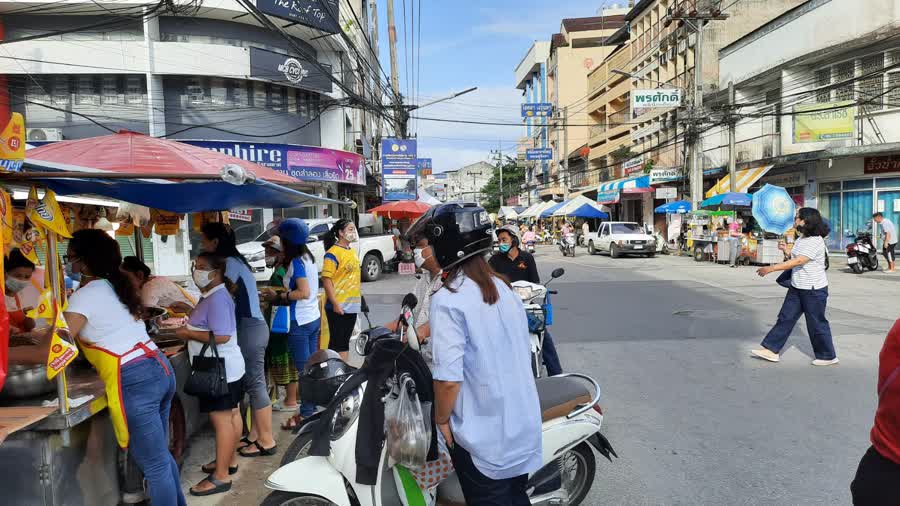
[184,331,229,398]
[776,269,793,289]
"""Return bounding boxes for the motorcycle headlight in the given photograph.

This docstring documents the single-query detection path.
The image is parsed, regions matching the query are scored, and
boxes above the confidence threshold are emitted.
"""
[247,250,266,262]
[330,385,364,440]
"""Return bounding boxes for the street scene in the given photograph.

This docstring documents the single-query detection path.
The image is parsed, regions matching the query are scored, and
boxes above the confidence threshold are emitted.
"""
[0,0,899,505]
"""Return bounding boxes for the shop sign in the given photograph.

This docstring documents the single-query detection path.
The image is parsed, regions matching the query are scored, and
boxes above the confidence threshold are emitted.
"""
[760,171,804,188]
[416,158,432,176]
[632,89,682,109]
[228,210,253,222]
[792,100,855,143]
[248,47,333,93]
[256,0,340,33]
[655,187,677,199]
[183,140,366,185]
[381,138,417,201]
[526,148,553,161]
[623,155,644,175]
[521,103,553,118]
[597,190,620,204]
[433,173,448,180]
[650,167,681,184]
[864,155,900,174]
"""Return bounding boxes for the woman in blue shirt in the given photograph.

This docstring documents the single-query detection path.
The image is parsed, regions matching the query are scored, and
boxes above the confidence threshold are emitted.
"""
[409,203,542,505]
[200,222,276,457]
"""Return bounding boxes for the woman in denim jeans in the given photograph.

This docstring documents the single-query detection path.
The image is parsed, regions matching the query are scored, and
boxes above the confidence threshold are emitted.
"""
[262,218,321,429]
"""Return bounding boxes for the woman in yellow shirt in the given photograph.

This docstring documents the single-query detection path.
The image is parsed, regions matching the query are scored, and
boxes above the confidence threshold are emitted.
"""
[321,219,361,361]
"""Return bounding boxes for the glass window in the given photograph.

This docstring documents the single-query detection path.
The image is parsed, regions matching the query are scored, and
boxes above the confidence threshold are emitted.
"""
[186,78,206,105]
[819,181,841,193]
[815,69,830,103]
[230,80,248,107]
[52,76,70,105]
[298,91,309,118]
[843,178,874,190]
[287,88,297,115]
[888,73,900,109]
[611,223,642,234]
[101,76,118,105]
[861,53,884,75]
[27,77,50,104]
[834,61,855,101]
[125,76,143,105]
[252,81,267,108]
[75,76,98,106]
[270,85,284,111]
[819,192,840,251]
[876,178,900,189]
[210,78,226,106]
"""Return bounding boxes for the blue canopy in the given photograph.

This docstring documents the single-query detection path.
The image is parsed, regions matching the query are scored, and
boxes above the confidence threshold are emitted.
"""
[566,203,609,219]
[655,200,692,214]
[540,200,567,218]
[700,192,752,208]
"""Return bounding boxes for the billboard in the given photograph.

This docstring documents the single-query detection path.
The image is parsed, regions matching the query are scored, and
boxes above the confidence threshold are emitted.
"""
[632,89,682,110]
[793,101,855,143]
[525,148,553,161]
[521,103,553,117]
[416,158,432,176]
[381,139,417,201]
[249,47,333,93]
[256,0,340,33]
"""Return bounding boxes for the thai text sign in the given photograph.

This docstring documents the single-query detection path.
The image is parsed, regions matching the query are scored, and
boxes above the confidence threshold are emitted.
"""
[793,101,855,143]
[521,103,553,118]
[526,148,552,161]
[864,155,900,175]
[649,168,681,184]
[632,89,682,109]
[382,139,417,201]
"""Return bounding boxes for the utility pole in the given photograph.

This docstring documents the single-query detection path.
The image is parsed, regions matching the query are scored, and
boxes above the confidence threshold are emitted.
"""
[562,106,569,199]
[370,0,382,149]
[491,142,504,205]
[385,0,404,137]
[727,80,737,194]
[471,170,483,205]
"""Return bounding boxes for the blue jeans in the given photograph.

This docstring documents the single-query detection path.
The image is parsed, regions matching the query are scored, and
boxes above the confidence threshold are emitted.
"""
[542,329,563,376]
[120,355,186,506]
[761,286,836,360]
[287,318,321,417]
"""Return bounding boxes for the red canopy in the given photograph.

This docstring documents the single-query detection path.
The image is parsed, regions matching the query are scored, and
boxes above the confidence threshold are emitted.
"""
[368,200,432,220]
[26,131,298,184]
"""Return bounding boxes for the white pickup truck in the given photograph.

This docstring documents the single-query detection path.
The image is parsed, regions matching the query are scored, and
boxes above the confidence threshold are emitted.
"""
[586,221,657,258]
[237,217,397,282]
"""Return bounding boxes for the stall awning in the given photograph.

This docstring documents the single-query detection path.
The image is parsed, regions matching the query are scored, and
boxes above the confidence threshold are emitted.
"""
[552,195,610,217]
[598,175,651,193]
[540,200,567,218]
[520,200,554,219]
[705,165,774,198]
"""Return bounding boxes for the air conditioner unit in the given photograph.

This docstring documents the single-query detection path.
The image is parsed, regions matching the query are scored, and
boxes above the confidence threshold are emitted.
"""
[26,128,63,142]
[737,150,752,162]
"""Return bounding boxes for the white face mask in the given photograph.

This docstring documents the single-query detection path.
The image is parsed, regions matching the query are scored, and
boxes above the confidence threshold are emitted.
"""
[5,277,29,294]
[265,256,278,268]
[192,269,216,289]
[413,248,429,268]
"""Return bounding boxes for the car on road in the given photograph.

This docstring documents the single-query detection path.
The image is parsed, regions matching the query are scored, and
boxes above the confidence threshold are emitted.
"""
[586,221,657,258]
[237,217,396,282]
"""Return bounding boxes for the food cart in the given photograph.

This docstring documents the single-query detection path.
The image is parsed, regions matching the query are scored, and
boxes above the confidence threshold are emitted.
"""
[0,132,344,505]
[685,210,735,263]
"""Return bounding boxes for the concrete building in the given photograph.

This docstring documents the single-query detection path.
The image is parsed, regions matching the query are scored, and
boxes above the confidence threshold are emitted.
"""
[699,0,900,251]
[443,161,494,204]
[0,0,377,274]
[514,40,551,205]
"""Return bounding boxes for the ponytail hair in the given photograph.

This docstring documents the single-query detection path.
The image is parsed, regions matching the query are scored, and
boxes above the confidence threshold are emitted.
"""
[69,229,143,318]
[323,219,352,250]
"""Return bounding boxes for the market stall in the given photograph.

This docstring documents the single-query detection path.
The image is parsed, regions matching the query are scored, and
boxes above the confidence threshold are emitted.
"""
[0,132,343,505]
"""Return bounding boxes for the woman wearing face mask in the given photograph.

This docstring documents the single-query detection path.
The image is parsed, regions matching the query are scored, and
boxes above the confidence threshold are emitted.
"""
[321,218,361,361]
[259,235,300,415]
[200,222,276,457]
[175,252,246,496]
[5,248,42,334]
[63,229,186,506]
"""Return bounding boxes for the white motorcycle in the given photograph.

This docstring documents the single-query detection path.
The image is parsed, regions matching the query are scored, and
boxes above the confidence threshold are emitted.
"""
[263,294,616,506]
[559,233,576,257]
[512,268,564,378]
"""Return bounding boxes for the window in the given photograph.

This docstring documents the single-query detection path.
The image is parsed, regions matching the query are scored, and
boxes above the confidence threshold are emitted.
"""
[210,78,226,106]
[252,81,267,108]
[834,61,855,101]
[815,69,831,103]
[270,85,284,111]
[27,77,50,104]
[52,76,70,106]
[230,80,248,107]
[186,78,206,105]
[287,88,297,115]
[76,76,99,106]
[298,91,310,118]
[860,54,885,110]
[125,76,143,105]
[889,73,900,108]
[611,223,642,234]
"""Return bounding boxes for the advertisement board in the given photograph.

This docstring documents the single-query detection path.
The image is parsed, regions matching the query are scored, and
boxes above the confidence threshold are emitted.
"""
[649,167,681,184]
[521,103,554,117]
[256,0,340,33]
[655,187,677,199]
[249,47,333,93]
[182,140,366,185]
[864,155,900,174]
[381,139,417,201]
[416,158,432,176]
[526,148,553,161]
[623,155,644,175]
[792,101,855,143]
[632,89,682,110]
[597,190,620,204]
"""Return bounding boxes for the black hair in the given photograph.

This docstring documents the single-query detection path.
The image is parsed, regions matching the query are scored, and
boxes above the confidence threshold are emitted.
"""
[196,251,227,275]
[874,212,885,219]
[69,229,143,318]
[121,256,151,278]
[323,219,352,250]
[5,248,35,273]
[201,222,250,268]
[281,237,315,268]
[797,207,830,238]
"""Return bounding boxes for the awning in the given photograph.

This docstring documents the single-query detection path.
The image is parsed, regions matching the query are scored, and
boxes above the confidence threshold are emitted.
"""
[566,204,609,219]
[520,200,556,219]
[598,175,650,193]
[552,195,610,217]
[705,165,773,198]
[540,200,567,218]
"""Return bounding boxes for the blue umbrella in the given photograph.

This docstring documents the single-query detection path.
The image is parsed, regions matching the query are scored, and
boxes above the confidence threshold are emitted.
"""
[654,200,692,214]
[752,184,796,234]
[700,192,752,208]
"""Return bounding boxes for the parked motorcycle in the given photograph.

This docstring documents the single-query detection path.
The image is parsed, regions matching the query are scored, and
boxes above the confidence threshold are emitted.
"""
[512,267,564,378]
[559,233,577,257]
[264,291,616,506]
[847,228,879,274]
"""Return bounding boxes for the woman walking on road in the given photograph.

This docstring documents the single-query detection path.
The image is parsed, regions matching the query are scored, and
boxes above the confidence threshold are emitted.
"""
[752,208,838,366]
[321,219,361,361]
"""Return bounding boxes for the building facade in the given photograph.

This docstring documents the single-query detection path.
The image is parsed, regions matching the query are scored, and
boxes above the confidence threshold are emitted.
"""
[443,161,494,204]
[514,40,551,205]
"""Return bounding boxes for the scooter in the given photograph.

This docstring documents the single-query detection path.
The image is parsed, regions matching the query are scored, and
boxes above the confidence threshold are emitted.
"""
[847,228,879,274]
[559,233,576,257]
[526,240,537,254]
[512,268,564,378]
[263,294,616,506]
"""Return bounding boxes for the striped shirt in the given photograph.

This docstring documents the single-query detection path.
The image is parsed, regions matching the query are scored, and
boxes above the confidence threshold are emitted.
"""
[790,236,828,290]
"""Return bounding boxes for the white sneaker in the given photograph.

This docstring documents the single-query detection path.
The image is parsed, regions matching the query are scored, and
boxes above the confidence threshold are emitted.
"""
[811,358,840,366]
[751,348,780,362]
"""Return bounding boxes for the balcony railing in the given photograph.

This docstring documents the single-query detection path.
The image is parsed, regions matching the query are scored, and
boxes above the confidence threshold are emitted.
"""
[590,123,607,138]
[608,107,631,126]
[701,133,781,170]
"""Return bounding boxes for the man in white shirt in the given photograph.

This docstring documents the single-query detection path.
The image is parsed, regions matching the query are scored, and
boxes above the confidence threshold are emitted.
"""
[874,213,897,273]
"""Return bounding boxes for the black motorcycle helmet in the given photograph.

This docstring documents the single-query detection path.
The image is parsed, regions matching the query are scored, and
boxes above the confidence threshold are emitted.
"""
[303,349,353,379]
[405,203,493,269]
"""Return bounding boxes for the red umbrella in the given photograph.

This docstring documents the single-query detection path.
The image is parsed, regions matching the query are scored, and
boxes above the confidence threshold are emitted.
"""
[26,130,298,184]
[368,200,432,220]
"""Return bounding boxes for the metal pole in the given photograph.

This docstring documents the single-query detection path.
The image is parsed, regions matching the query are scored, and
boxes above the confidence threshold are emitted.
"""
[498,141,504,205]
[728,80,737,194]
[370,0,382,149]
[47,231,70,446]
[689,20,705,209]
[385,0,402,136]
[562,106,569,199]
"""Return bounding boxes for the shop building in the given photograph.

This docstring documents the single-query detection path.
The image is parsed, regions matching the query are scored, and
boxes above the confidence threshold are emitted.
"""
[0,1,375,274]
[700,0,900,251]
[515,40,551,205]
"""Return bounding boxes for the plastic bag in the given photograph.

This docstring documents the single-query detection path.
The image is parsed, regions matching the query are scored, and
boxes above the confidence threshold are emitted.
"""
[385,376,431,468]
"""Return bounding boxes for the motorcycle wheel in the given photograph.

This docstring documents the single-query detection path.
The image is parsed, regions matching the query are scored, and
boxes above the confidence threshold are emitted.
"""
[280,431,315,467]
[262,492,336,506]
[868,255,879,271]
[851,262,864,274]
[560,442,596,506]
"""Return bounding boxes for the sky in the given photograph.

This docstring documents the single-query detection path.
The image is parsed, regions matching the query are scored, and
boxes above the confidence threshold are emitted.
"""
[372,0,621,173]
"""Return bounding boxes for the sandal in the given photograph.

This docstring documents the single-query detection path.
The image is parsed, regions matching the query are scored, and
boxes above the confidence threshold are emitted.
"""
[281,414,303,431]
[237,436,255,450]
[238,440,278,457]
[189,474,232,496]
[200,461,238,475]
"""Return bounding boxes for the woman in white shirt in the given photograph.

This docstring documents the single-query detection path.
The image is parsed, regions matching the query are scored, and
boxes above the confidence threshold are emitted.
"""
[753,208,838,366]
[63,229,186,506]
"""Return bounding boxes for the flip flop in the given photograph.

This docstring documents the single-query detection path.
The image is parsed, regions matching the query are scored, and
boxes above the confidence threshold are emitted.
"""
[238,440,278,457]
[200,461,238,475]
[237,436,255,450]
[281,414,303,431]
[189,474,232,496]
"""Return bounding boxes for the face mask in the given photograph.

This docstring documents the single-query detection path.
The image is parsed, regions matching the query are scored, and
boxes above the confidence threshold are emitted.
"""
[345,232,359,243]
[5,277,29,294]
[413,248,429,268]
[265,256,278,268]
[192,269,216,289]
[499,243,512,254]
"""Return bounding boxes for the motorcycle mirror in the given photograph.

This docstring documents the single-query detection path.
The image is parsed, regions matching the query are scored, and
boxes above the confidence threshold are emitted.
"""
[551,268,565,279]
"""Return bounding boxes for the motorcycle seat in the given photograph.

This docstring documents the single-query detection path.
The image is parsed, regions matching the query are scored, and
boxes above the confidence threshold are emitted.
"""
[535,376,592,422]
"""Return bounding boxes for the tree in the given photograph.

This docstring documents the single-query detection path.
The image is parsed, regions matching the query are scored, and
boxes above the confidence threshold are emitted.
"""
[481,156,525,213]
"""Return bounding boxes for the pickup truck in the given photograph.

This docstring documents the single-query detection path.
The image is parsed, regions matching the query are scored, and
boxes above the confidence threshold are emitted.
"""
[586,221,657,258]
[237,217,397,282]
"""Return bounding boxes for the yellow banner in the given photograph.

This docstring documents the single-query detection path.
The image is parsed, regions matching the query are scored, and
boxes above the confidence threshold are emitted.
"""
[27,187,73,238]
[153,210,181,236]
[18,225,44,265]
[0,188,12,250]
[0,112,25,172]
[793,101,855,143]
[46,331,78,380]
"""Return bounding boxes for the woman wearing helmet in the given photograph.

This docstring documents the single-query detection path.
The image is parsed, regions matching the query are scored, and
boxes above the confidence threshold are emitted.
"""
[423,203,542,504]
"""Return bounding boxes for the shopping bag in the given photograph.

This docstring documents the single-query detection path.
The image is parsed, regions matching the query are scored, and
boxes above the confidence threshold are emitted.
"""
[270,305,290,334]
[385,377,432,468]
[409,426,454,491]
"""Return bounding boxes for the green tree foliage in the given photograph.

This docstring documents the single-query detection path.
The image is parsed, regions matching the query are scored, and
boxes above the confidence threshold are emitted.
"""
[481,156,526,213]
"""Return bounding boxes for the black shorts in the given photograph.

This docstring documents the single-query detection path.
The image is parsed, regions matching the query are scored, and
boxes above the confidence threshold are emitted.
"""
[884,243,896,263]
[197,379,243,413]
[326,310,357,352]
[851,446,900,504]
